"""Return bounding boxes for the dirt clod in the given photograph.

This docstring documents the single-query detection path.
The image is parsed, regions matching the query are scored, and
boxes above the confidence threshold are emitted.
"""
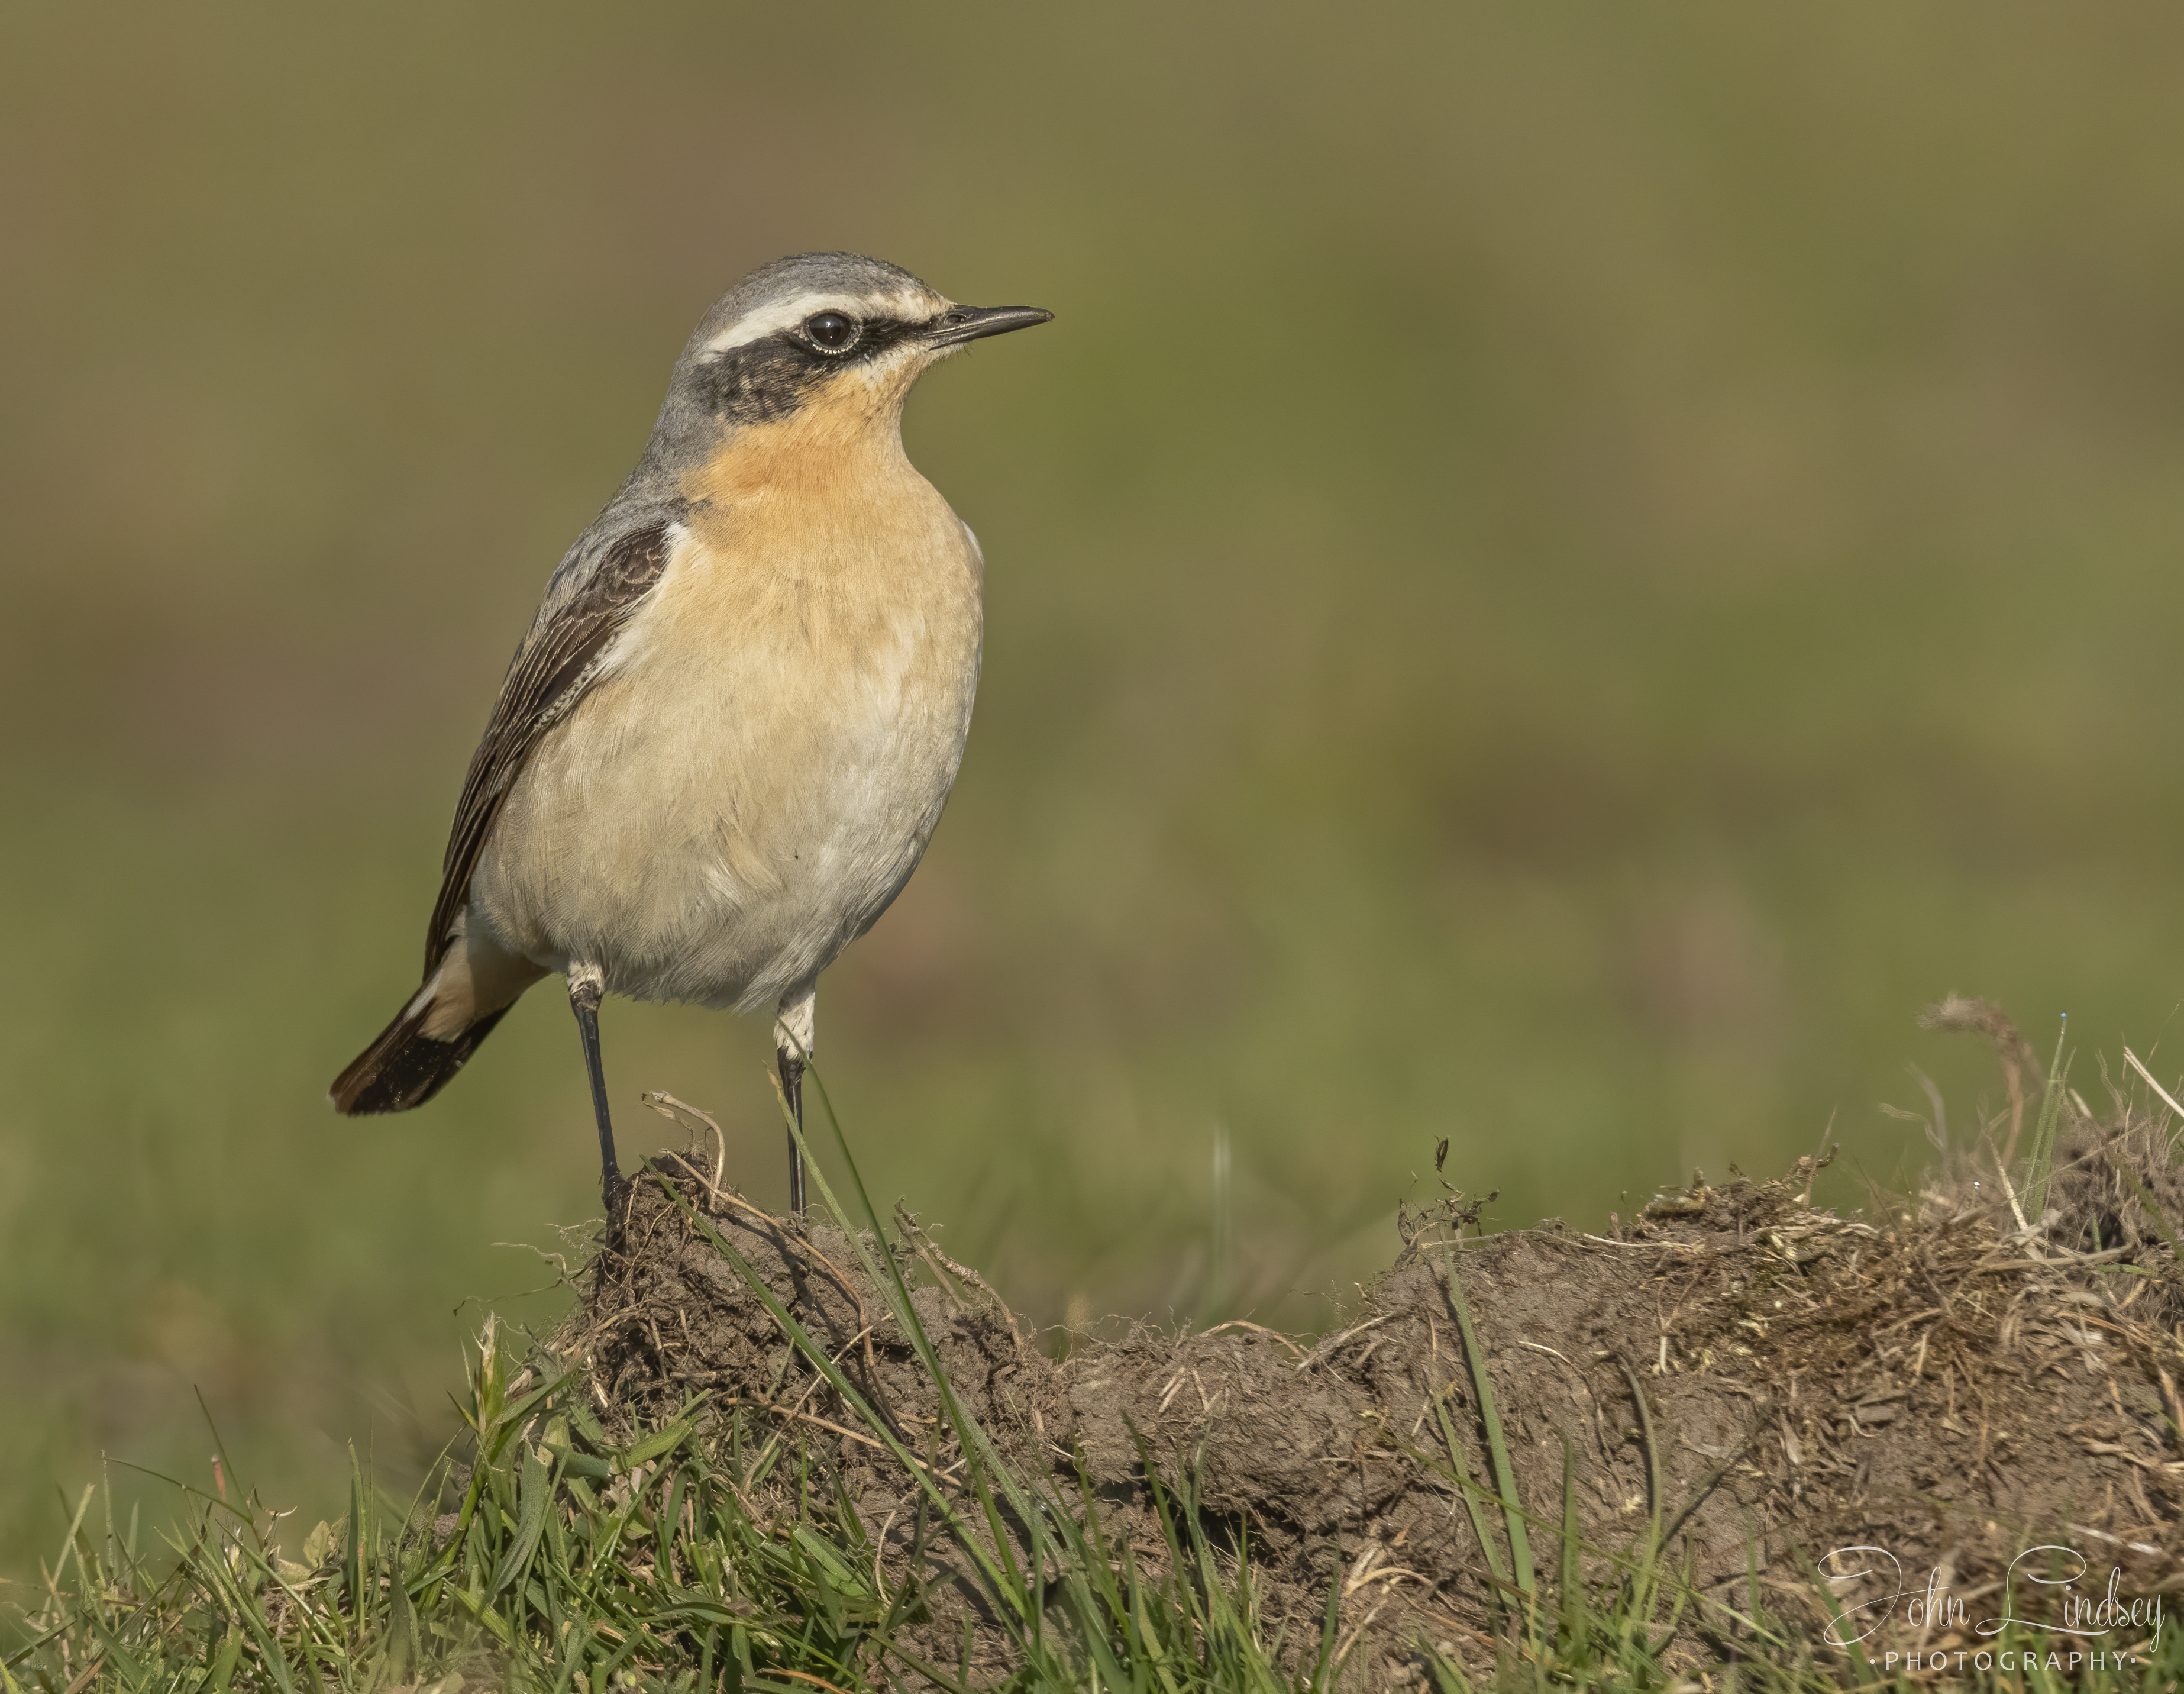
[557,1110,2184,1676]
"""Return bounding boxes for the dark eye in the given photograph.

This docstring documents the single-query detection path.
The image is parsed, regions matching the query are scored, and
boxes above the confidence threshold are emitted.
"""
[804,311,856,351]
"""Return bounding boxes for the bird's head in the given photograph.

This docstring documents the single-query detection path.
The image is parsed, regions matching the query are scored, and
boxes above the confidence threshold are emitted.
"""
[661,253,1050,444]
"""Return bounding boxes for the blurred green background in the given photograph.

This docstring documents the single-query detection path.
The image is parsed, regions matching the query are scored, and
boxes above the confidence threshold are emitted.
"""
[8,2,2184,1582]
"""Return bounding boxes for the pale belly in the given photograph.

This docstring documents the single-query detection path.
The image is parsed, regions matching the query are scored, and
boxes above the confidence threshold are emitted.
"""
[468,520,983,1010]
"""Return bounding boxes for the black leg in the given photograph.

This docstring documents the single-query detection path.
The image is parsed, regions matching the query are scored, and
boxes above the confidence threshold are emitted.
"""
[567,966,622,1224]
[778,1044,806,1217]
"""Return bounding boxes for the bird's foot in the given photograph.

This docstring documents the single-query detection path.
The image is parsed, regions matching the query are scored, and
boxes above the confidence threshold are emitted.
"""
[600,1168,632,1252]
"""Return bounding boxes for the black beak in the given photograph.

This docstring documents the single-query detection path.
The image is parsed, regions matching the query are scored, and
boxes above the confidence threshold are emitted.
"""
[923,304,1054,348]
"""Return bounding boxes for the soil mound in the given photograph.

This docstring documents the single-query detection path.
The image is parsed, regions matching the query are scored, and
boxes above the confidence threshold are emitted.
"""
[557,1090,2184,1679]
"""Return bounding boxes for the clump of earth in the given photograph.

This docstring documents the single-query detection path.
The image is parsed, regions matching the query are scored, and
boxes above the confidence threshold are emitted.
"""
[553,1002,2184,1681]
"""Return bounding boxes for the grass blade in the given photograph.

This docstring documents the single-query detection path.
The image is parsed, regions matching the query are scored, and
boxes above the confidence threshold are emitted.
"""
[2024,1015,2073,1224]
[1439,1248,1533,1598]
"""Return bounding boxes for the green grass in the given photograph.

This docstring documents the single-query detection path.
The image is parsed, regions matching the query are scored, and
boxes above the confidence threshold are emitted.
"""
[7,1094,1357,1694]
[17,1276,2179,1693]
[2,1326,1331,1694]
[15,1098,2184,1693]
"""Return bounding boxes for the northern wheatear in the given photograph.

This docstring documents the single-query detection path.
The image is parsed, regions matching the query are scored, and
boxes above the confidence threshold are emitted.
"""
[331,252,1050,1220]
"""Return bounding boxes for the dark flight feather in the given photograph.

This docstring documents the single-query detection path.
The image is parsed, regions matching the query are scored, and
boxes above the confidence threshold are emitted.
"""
[329,520,674,1116]
[330,1004,509,1114]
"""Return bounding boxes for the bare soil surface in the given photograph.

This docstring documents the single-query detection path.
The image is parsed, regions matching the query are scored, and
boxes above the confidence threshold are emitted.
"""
[557,1018,2184,1682]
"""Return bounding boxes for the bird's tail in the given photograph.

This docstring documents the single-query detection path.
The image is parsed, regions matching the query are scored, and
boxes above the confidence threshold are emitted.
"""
[331,993,511,1114]
[332,916,547,1114]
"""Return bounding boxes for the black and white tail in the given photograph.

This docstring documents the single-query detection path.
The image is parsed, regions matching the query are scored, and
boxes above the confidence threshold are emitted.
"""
[330,991,510,1114]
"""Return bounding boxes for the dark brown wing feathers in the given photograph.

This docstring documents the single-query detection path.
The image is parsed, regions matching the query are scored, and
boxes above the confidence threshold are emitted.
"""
[422,523,674,975]
[331,522,673,1115]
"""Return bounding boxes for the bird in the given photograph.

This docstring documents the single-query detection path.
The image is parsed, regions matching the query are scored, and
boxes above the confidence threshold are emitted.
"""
[330,251,1050,1224]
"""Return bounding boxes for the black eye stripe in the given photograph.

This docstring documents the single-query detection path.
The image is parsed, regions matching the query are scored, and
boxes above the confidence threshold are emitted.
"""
[703,313,927,423]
